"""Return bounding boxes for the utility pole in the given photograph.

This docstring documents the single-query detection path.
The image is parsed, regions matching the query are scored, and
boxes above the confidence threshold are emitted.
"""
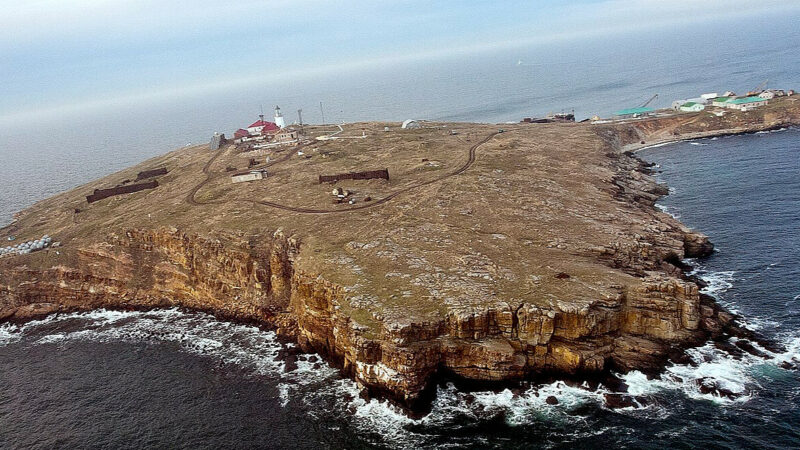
[319,101,326,125]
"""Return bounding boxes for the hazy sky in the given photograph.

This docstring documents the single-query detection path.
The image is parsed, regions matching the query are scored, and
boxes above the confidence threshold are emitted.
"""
[2,0,799,122]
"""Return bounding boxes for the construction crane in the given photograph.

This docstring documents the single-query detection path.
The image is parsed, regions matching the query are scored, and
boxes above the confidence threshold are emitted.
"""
[747,79,768,96]
[640,94,659,108]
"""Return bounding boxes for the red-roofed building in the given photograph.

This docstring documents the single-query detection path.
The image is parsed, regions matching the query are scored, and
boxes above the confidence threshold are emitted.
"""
[234,128,250,140]
[247,119,279,135]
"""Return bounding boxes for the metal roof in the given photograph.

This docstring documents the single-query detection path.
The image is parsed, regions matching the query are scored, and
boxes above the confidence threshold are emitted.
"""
[613,107,654,116]
[728,96,766,104]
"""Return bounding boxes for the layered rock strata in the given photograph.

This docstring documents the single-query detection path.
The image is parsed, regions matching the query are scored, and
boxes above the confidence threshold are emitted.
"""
[0,225,726,408]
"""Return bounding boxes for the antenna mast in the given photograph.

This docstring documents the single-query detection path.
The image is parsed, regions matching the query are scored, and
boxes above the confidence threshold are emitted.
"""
[297,109,304,135]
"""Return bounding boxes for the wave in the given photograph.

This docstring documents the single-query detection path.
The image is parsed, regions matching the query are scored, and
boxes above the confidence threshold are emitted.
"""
[655,203,680,219]
[2,306,798,448]
[755,127,789,135]
[621,334,799,406]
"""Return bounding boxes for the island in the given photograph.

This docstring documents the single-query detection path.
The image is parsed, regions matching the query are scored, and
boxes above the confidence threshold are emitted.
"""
[2,95,799,411]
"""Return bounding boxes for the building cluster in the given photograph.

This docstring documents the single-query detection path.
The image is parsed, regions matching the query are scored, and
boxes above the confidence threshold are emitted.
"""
[672,88,793,113]
[232,106,298,146]
[612,86,793,120]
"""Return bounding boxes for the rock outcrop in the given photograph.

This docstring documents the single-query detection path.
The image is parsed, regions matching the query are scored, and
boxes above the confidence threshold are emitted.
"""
[0,225,730,409]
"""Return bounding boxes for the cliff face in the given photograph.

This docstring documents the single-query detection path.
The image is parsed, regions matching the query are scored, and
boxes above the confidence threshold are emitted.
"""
[4,100,797,410]
[0,222,729,408]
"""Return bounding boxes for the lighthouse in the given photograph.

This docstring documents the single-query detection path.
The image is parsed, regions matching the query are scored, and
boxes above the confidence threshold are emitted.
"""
[274,106,285,129]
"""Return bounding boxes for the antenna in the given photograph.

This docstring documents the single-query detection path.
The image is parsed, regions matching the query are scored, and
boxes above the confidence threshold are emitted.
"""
[259,104,264,123]
[320,101,326,125]
[297,109,304,135]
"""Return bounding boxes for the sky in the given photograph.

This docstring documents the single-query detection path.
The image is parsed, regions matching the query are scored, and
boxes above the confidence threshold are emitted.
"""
[2,0,800,124]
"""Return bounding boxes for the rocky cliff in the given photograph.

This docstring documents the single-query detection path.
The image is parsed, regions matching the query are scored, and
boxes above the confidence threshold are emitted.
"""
[2,98,798,411]
[0,225,731,409]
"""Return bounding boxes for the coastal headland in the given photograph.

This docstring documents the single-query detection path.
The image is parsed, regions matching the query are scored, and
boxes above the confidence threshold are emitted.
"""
[2,96,799,411]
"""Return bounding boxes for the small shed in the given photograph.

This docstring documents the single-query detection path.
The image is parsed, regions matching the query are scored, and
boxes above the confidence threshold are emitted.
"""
[231,169,267,183]
[759,91,775,100]
[401,119,421,129]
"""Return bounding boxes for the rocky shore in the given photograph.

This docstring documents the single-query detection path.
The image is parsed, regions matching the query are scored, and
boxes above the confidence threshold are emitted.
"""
[2,97,799,412]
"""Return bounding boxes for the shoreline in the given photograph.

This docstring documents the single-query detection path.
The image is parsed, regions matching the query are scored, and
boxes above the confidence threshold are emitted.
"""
[624,122,796,153]
[2,98,800,414]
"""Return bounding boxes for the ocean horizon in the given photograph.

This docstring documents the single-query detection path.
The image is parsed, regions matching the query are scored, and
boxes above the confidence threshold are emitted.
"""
[2,7,800,449]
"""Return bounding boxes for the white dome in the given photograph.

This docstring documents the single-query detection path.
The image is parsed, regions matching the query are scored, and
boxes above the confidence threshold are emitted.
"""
[401,119,421,129]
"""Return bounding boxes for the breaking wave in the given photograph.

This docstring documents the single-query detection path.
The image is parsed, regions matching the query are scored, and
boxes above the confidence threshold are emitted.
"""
[2,304,798,449]
[655,203,681,219]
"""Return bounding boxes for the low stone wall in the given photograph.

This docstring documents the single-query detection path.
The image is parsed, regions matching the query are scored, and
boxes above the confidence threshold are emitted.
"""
[135,167,168,181]
[86,180,158,203]
[318,169,389,184]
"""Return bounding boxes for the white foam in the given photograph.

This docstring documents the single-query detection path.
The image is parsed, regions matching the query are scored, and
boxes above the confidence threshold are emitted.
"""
[620,330,800,408]
[700,270,736,299]
[278,383,291,407]
[0,323,21,346]
[655,203,681,219]
[3,307,799,448]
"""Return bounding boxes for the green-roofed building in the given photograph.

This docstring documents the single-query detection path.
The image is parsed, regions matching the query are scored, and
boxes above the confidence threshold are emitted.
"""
[613,107,655,118]
[711,97,731,106]
[679,102,705,112]
[728,96,766,104]
[714,95,768,111]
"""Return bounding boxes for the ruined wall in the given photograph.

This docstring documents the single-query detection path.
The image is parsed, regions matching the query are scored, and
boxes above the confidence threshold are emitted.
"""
[86,180,159,203]
[318,169,389,184]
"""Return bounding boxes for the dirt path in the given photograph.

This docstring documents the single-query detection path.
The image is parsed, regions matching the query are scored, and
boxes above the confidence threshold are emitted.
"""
[186,131,500,214]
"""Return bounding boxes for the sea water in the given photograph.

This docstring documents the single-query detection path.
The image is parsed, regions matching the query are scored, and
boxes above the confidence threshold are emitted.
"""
[2,13,800,450]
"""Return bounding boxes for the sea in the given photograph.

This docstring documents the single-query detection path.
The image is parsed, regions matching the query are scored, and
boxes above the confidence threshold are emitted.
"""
[2,12,800,450]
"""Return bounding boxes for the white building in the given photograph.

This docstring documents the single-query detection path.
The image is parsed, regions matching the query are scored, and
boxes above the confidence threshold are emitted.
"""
[274,106,286,129]
[686,97,709,105]
[712,98,733,107]
[759,91,776,100]
[726,97,768,111]
[231,169,268,183]
[700,93,719,100]
[714,96,768,111]
[679,102,705,112]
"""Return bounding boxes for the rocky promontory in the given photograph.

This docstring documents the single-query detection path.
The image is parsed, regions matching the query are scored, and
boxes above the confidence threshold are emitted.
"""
[2,96,799,411]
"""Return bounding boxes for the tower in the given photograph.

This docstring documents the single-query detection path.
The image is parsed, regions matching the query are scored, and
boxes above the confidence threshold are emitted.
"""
[274,106,285,129]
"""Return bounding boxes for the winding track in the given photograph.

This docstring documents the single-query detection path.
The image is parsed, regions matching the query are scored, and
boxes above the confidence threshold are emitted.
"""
[186,131,500,214]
